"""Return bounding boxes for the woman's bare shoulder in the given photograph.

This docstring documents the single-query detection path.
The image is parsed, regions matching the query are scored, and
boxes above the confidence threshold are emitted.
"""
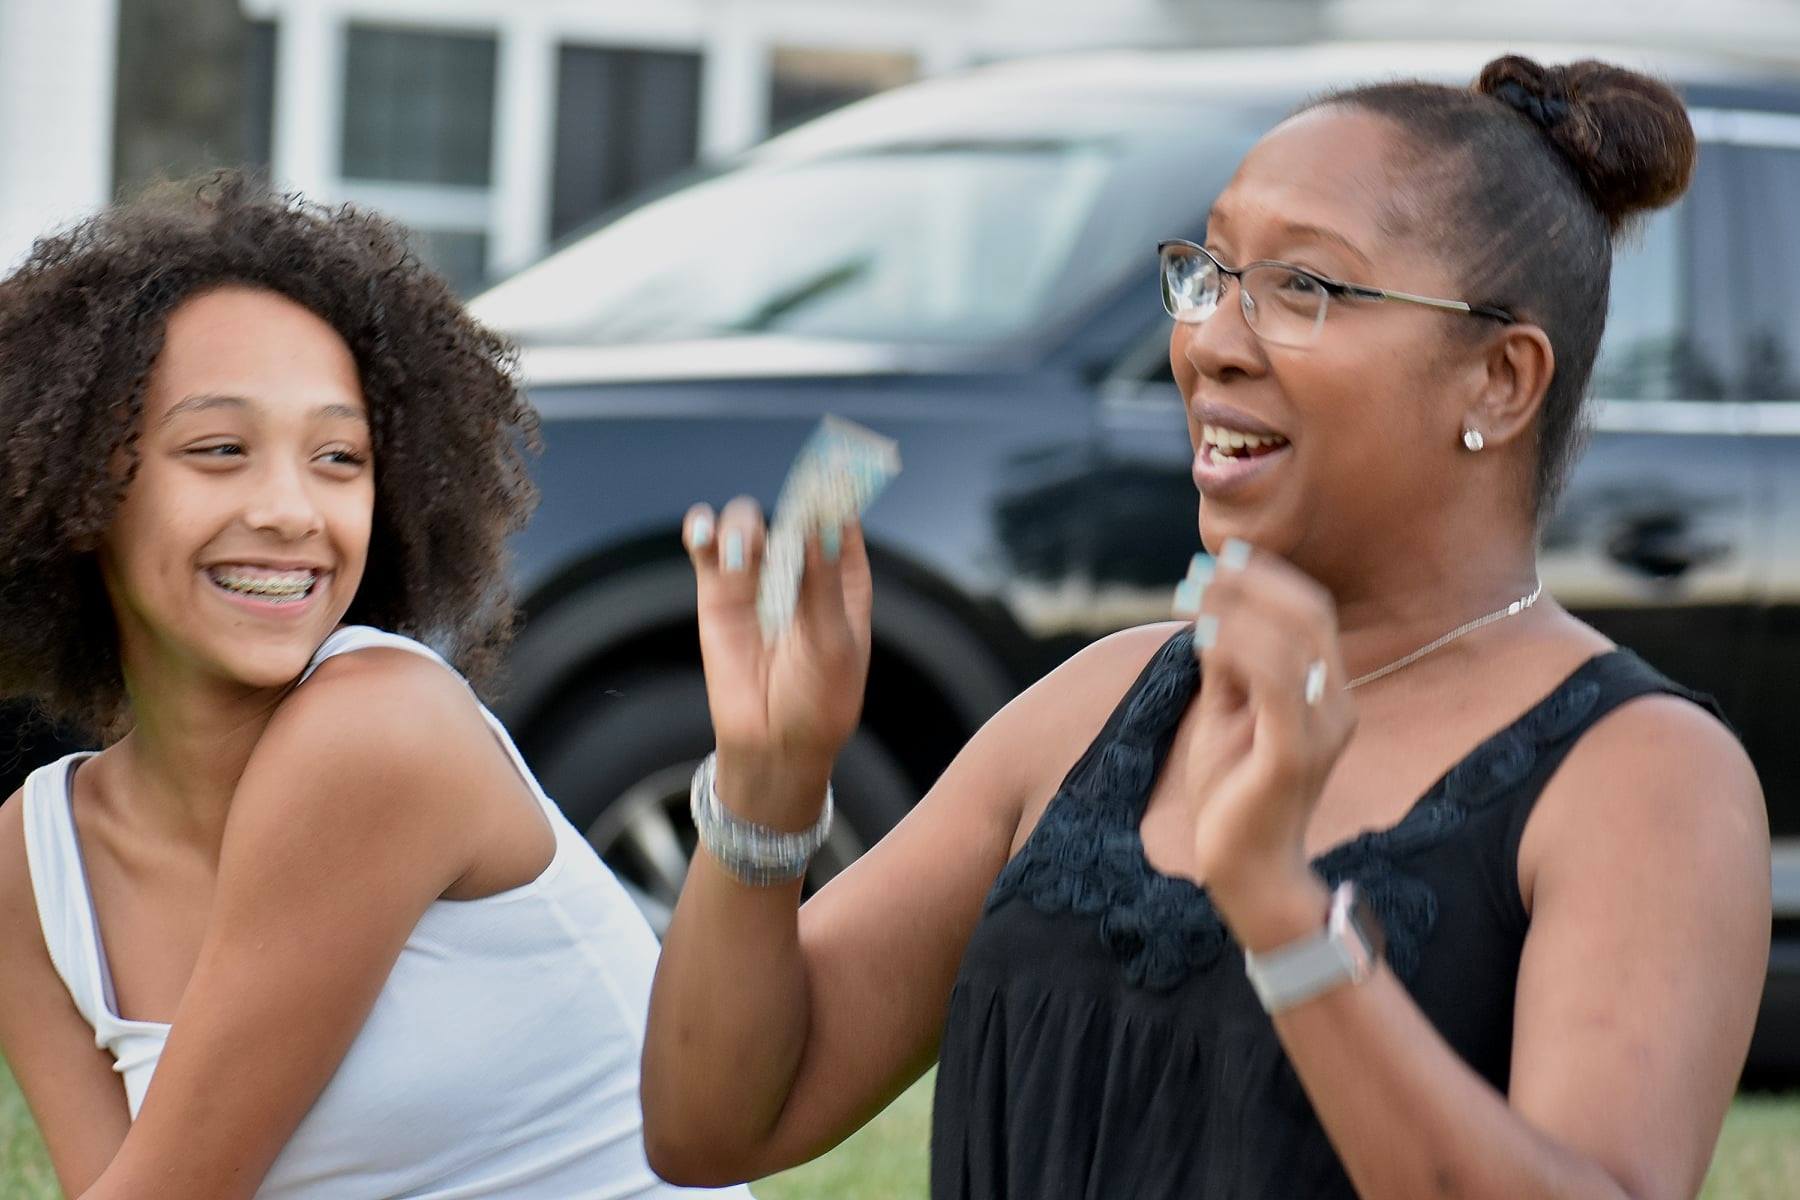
[978,622,1189,826]
[1550,687,1758,831]
[1019,621,1189,711]
[1525,687,1766,912]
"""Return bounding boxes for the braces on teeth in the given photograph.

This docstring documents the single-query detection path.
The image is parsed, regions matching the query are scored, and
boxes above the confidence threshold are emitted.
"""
[210,570,316,599]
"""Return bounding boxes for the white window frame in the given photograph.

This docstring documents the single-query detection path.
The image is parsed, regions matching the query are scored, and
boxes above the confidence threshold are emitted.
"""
[241,0,982,281]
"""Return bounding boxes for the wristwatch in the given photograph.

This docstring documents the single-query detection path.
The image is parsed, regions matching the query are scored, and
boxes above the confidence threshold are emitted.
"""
[1242,880,1386,1014]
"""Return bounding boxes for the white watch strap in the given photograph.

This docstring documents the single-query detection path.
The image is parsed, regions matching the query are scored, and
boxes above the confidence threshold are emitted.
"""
[1242,882,1375,1014]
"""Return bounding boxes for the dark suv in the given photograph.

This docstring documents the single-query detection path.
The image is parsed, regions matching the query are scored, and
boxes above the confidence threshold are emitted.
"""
[7,42,1798,1074]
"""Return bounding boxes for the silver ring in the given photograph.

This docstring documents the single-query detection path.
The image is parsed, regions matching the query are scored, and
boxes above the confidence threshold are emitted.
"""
[1303,659,1328,707]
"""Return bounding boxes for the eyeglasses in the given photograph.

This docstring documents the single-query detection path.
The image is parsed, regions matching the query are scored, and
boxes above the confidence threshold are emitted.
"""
[1157,239,1514,348]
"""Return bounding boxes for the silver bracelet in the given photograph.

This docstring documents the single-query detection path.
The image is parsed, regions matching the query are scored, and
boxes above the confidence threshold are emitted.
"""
[689,751,834,886]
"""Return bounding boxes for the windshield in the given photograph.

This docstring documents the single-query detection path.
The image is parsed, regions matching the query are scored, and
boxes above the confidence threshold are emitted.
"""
[473,104,1276,347]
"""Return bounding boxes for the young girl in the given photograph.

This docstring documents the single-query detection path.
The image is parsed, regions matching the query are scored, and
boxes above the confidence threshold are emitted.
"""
[0,174,749,1200]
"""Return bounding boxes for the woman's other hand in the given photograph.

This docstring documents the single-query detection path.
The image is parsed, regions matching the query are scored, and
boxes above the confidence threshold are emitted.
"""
[683,498,873,824]
[1183,539,1356,937]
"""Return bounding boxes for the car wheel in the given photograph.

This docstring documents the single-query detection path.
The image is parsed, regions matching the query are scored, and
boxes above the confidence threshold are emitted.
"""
[529,669,915,934]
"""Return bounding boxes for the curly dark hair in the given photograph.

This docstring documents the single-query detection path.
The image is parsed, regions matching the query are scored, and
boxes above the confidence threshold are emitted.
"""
[0,171,541,737]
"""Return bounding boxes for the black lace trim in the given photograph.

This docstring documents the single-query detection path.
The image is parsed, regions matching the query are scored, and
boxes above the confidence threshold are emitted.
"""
[987,630,1603,992]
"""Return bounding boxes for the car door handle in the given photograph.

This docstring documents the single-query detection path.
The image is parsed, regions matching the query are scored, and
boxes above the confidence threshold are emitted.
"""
[1604,513,1732,580]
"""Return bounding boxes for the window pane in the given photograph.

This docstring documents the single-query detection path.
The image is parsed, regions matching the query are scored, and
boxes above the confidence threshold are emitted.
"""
[769,48,915,132]
[1592,148,1731,401]
[342,25,496,186]
[1718,142,1800,399]
[550,45,702,240]
[245,19,277,169]
[1590,205,1686,400]
[112,1,264,191]
[410,228,489,295]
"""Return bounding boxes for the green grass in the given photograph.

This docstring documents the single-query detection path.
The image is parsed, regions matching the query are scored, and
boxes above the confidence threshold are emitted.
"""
[1699,1092,1800,1200]
[1,1057,58,1199]
[755,1077,934,1200]
[2,1055,1793,1199]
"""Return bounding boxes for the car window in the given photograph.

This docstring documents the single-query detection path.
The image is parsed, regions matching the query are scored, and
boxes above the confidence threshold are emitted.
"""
[1590,203,1687,399]
[471,102,1276,348]
[1706,141,1800,400]
[1594,143,1739,402]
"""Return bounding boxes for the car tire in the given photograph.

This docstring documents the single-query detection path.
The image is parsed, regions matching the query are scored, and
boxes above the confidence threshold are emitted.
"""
[529,669,915,933]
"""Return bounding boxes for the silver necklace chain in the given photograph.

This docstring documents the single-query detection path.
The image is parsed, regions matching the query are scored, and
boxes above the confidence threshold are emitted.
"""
[1345,581,1544,690]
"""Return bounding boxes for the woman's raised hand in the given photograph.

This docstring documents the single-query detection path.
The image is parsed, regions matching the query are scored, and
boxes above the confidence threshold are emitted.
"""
[683,497,874,822]
[1181,540,1357,924]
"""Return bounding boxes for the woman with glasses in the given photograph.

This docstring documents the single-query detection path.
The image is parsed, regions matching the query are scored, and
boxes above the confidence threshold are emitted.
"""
[644,55,1769,1198]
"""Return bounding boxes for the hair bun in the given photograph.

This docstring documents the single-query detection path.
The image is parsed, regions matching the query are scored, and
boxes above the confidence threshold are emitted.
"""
[1476,54,1696,233]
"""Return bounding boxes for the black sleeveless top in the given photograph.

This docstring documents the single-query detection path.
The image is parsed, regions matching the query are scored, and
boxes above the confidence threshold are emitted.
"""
[930,630,1725,1199]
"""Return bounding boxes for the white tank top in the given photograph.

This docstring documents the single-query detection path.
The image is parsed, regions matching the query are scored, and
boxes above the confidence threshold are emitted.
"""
[21,625,751,1200]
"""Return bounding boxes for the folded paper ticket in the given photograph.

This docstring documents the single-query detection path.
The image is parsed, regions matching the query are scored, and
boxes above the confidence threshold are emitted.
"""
[756,416,901,642]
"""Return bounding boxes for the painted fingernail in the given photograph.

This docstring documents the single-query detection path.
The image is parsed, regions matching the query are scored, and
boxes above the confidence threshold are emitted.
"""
[689,514,714,550]
[1173,552,1215,615]
[724,531,746,572]
[1220,539,1252,571]
[821,524,842,562]
[1193,614,1219,648]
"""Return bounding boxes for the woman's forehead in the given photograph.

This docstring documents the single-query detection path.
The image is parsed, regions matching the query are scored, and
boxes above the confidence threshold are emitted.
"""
[1209,106,1416,258]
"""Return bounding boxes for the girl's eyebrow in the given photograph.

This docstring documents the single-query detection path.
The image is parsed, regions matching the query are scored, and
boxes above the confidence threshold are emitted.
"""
[315,403,370,426]
[160,393,369,427]
[159,393,244,426]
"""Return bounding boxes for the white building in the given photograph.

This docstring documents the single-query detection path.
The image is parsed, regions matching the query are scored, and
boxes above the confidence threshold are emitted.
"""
[7,0,1800,285]
[234,0,1326,288]
[5,0,1306,282]
[0,0,118,273]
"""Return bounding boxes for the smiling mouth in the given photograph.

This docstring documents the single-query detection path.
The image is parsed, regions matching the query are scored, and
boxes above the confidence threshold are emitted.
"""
[204,566,322,604]
[1201,423,1290,461]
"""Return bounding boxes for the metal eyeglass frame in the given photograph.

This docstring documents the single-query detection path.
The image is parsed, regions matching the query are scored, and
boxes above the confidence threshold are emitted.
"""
[1157,239,1515,343]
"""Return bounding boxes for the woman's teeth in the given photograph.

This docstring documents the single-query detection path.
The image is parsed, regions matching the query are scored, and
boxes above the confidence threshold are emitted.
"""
[207,567,318,602]
[1202,424,1289,459]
